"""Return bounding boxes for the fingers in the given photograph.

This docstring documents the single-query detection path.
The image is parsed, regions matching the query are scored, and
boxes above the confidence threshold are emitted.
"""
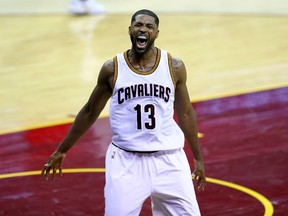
[52,168,56,180]
[196,177,206,191]
[59,167,63,177]
[41,163,63,181]
[41,163,51,180]
[192,171,206,191]
[41,152,66,181]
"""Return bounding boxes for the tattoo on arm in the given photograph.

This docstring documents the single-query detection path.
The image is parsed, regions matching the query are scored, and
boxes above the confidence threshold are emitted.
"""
[171,57,184,84]
[172,57,181,72]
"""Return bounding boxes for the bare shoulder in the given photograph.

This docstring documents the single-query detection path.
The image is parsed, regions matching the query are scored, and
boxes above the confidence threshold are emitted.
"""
[98,59,115,87]
[101,59,115,74]
[170,56,186,83]
[171,56,185,70]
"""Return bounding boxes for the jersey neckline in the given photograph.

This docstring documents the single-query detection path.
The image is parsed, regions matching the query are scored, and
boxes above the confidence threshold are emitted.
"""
[123,47,161,75]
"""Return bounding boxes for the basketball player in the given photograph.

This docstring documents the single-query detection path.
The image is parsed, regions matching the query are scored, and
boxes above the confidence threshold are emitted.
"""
[42,9,206,215]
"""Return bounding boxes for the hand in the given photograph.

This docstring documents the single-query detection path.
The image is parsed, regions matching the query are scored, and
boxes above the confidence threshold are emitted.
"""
[41,151,66,181]
[192,159,206,191]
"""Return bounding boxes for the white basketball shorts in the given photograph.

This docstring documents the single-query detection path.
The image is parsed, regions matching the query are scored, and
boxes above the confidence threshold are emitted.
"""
[104,143,201,216]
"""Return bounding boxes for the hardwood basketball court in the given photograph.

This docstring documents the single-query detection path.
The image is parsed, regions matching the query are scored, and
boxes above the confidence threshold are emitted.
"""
[0,0,288,215]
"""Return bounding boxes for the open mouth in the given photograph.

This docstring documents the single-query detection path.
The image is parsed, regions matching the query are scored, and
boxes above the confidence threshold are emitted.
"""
[136,35,148,49]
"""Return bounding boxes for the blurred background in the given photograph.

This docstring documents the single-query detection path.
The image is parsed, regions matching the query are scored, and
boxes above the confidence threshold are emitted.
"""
[0,0,288,215]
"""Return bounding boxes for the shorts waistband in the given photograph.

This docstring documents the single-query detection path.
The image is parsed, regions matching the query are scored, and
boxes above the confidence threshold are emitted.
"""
[111,142,159,154]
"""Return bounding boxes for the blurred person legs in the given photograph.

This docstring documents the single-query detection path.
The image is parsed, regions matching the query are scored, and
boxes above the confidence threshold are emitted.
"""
[68,0,105,15]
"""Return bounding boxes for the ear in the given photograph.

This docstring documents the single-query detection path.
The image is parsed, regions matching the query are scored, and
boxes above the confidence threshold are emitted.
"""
[156,30,159,38]
[128,26,131,35]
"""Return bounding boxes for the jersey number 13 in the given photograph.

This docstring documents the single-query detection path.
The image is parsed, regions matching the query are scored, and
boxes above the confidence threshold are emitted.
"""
[134,104,156,130]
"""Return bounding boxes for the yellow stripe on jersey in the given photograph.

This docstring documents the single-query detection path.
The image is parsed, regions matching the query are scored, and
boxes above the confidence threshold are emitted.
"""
[112,56,118,90]
[167,52,176,88]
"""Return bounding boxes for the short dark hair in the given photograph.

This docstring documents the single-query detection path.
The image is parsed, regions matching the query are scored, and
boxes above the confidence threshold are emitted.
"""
[131,9,159,27]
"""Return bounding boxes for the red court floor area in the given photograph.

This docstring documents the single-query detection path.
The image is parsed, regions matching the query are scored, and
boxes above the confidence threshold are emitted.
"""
[0,87,287,215]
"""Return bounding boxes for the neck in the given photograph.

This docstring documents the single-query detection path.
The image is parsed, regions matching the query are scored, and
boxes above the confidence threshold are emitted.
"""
[128,46,157,71]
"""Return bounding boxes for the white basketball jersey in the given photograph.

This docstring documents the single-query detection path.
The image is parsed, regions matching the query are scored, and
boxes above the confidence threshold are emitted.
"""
[109,48,185,151]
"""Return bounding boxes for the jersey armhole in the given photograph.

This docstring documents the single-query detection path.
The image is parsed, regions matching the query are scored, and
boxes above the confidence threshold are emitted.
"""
[167,52,176,89]
[112,56,118,91]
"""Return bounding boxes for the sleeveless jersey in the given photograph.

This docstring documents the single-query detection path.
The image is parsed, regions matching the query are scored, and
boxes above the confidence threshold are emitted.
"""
[109,48,185,151]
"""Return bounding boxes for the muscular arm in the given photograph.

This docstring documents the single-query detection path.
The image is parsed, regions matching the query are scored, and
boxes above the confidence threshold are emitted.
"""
[57,60,114,153]
[172,57,206,191]
[41,60,114,180]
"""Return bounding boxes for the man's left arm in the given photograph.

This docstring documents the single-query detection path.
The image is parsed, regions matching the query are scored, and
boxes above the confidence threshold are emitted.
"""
[172,57,206,191]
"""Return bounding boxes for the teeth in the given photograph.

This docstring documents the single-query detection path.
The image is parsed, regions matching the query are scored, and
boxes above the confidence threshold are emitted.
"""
[138,35,147,39]
[136,35,148,48]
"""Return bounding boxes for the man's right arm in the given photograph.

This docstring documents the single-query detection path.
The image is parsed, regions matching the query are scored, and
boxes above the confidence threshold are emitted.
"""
[56,60,114,153]
[41,59,114,180]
